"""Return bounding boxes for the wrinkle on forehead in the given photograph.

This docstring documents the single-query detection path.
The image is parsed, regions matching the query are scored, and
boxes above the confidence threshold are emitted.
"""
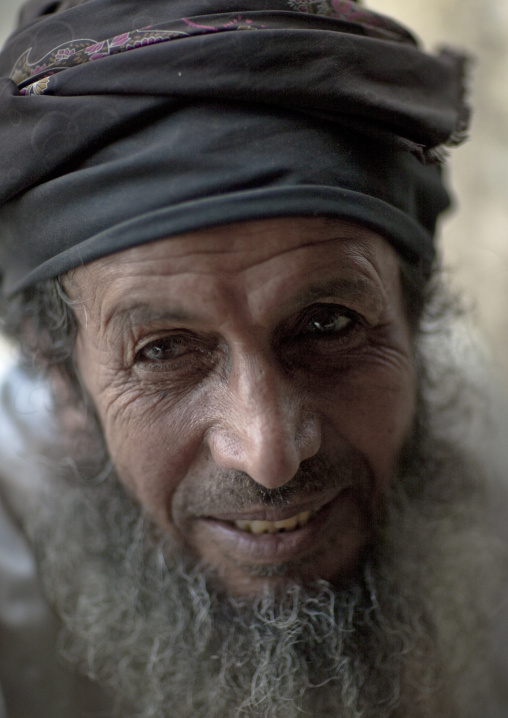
[66,217,389,278]
[63,218,401,332]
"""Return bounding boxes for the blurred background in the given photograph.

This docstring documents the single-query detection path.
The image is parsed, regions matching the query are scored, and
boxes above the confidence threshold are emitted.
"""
[1,0,507,375]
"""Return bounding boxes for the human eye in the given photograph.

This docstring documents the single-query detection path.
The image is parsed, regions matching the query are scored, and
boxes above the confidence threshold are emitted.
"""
[134,333,215,374]
[297,303,362,342]
[303,305,354,336]
[281,303,366,372]
[136,336,188,363]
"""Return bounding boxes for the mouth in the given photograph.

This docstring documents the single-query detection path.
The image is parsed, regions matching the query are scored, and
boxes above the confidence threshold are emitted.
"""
[189,486,368,577]
[184,485,371,594]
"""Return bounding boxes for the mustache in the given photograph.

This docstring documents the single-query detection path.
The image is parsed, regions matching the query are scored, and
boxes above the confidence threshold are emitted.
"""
[177,452,372,516]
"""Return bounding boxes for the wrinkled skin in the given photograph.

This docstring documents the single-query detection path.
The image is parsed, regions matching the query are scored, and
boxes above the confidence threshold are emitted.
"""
[66,216,416,595]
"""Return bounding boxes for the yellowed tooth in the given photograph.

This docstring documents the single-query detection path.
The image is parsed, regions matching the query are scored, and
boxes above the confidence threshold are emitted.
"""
[234,510,314,534]
[297,510,312,527]
[274,515,299,531]
[234,520,252,531]
[250,520,278,534]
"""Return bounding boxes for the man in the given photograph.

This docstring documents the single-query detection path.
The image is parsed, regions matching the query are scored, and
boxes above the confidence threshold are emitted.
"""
[0,0,506,716]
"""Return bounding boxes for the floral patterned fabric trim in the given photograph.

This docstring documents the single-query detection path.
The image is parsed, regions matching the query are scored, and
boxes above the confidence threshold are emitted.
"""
[12,14,275,92]
[13,3,411,95]
[20,76,52,95]
[13,30,189,91]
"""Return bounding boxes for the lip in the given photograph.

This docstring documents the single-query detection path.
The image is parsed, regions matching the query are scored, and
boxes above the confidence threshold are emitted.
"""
[203,488,340,525]
[193,487,356,567]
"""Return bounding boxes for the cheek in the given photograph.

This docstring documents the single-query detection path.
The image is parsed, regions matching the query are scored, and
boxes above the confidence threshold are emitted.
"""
[105,398,206,530]
[111,400,206,528]
[320,356,416,489]
[77,352,208,529]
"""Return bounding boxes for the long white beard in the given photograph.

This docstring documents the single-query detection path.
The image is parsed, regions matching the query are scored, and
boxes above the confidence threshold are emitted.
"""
[22,404,501,718]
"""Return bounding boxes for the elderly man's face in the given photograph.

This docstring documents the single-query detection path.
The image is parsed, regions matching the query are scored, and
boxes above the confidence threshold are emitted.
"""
[67,217,416,595]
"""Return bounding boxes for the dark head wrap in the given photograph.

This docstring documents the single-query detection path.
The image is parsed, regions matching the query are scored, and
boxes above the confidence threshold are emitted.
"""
[0,0,469,296]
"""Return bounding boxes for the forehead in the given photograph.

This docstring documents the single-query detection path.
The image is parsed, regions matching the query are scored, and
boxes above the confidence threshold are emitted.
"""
[67,216,399,283]
[64,217,403,327]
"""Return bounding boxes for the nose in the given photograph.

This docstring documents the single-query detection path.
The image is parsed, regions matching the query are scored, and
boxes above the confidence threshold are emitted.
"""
[207,351,321,490]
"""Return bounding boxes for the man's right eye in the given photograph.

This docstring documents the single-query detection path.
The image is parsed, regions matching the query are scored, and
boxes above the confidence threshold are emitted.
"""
[134,333,218,378]
[136,336,191,363]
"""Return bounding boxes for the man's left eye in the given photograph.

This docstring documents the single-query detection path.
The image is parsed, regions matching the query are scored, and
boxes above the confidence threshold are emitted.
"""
[306,308,352,335]
[303,306,354,335]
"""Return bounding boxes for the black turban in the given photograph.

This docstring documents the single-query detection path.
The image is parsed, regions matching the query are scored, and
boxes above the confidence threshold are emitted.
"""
[0,0,470,296]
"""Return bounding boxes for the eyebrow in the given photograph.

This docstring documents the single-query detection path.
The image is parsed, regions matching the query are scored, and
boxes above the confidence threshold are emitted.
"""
[298,276,382,312]
[106,276,382,332]
[105,303,196,331]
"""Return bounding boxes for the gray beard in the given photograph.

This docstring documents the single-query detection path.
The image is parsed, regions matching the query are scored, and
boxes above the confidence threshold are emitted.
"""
[23,358,501,718]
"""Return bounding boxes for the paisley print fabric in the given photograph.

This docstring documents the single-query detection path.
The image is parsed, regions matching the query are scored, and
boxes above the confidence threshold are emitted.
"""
[11,4,412,90]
